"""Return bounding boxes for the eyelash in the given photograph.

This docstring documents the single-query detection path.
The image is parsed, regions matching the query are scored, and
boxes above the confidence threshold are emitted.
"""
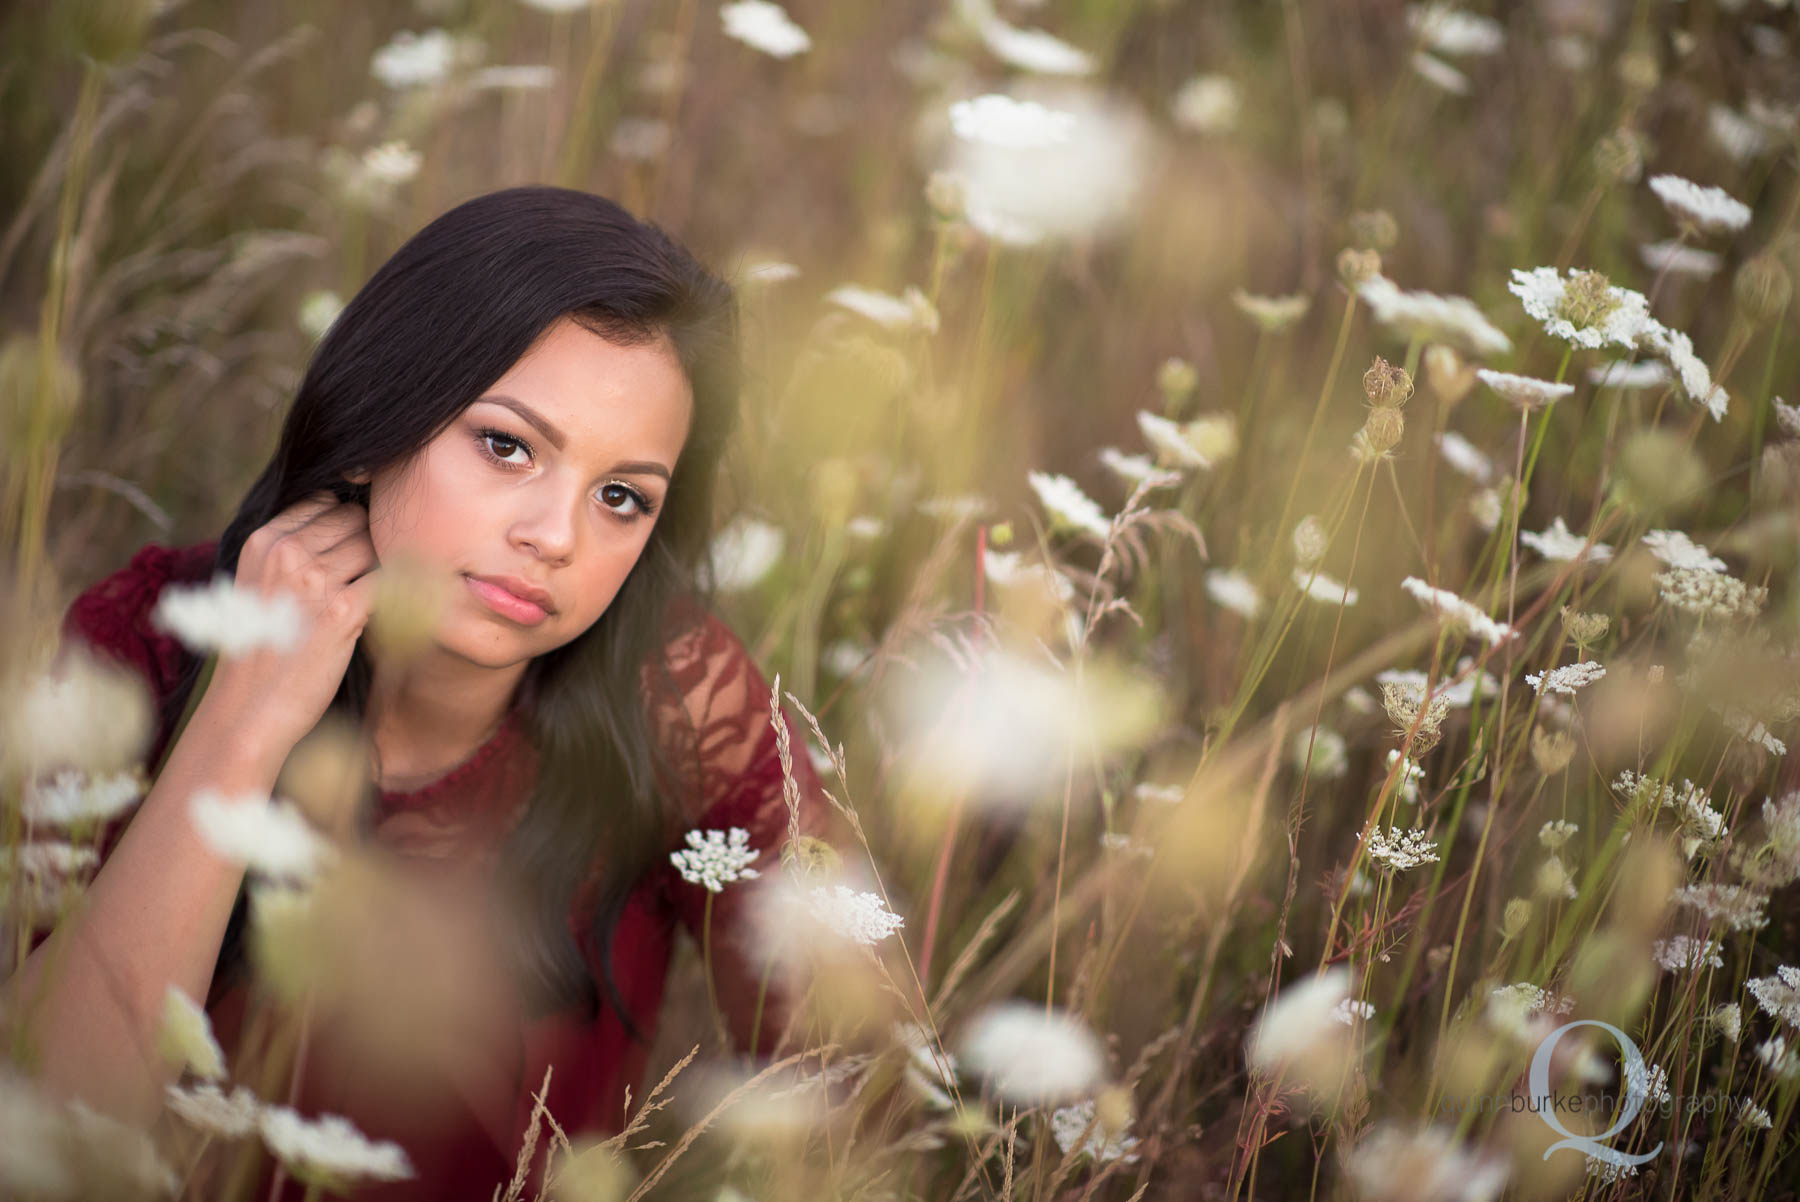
[472,426,660,523]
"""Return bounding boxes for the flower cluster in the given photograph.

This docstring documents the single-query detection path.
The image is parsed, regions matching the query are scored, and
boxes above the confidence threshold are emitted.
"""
[1525,661,1605,696]
[669,827,763,893]
[1652,935,1725,972]
[1746,965,1800,1028]
[1401,577,1517,647]
[806,885,905,945]
[1367,826,1440,871]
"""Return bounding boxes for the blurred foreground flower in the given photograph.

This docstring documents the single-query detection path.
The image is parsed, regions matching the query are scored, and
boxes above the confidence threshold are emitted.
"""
[958,1002,1105,1106]
[1406,5,1504,57]
[157,985,226,1081]
[165,1083,262,1139]
[1344,1122,1508,1202]
[22,767,143,828]
[825,284,938,332]
[704,515,785,591]
[297,290,344,341]
[152,576,305,656]
[721,0,811,58]
[958,0,1094,75]
[370,28,459,89]
[1027,470,1110,538]
[1050,1096,1141,1164]
[1246,967,1358,1097]
[259,1106,414,1190]
[1171,74,1240,133]
[1520,517,1611,562]
[6,645,152,778]
[190,791,332,881]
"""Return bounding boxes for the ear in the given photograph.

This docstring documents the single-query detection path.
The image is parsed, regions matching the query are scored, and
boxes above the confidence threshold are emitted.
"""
[344,467,373,485]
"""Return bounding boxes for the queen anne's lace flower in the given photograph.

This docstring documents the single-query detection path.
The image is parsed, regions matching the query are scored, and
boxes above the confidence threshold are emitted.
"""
[957,1002,1105,1105]
[707,515,785,592]
[950,93,1074,150]
[1642,530,1726,573]
[720,0,811,58]
[1475,369,1574,410]
[22,768,144,827]
[370,29,458,89]
[1525,661,1605,696]
[259,1107,414,1187]
[1411,51,1470,95]
[1332,998,1377,1025]
[1539,820,1578,850]
[669,828,762,893]
[1247,967,1351,1071]
[1345,1123,1510,1202]
[1640,239,1722,278]
[1674,883,1770,931]
[1050,1098,1141,1163]
[1508,267,1651,350]
[189,791,331,882]
[1648,174,1753,235]
[1653,935,1724,972]
[1028,471,1111,539]
[1401,577,1517,647]
[1521,517,1612,562]
[1357,275,1512,356]
[1293,567,1359,606]
[1637,321,1730,421]
[1588,359,1671,391]
[1376,661,1499,709]
[974,15,1096,75]
[1405,5,1504,56]
[166,1083,262,1138]
[1756,1035,1800,1079]
[1231,290,1310,333]
[1747,965,1800,1028]
[1435,431,1495,483]
[806,885,904,945]
[1099,447,1158,484]
[152,577,305,657]
[1654,567,1766,621]
[1204,569,1262,619]
[825,284,937,332]
[158,986,226,1081]
[1367,826,1440,871]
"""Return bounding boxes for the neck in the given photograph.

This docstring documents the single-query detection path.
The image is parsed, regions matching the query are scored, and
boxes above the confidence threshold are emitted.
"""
[364,646,528,780]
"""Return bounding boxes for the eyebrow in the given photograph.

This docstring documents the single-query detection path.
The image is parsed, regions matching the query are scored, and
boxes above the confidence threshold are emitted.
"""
[476,394,673,482]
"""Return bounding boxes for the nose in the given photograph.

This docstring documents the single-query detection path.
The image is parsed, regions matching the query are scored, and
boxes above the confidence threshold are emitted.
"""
[509,484,578,565]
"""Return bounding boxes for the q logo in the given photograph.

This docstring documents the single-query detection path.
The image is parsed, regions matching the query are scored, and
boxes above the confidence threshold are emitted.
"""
[1527,1019,1663,1169]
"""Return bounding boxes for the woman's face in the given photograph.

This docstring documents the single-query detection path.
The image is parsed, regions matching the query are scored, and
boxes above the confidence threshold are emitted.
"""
[364,316,695,668]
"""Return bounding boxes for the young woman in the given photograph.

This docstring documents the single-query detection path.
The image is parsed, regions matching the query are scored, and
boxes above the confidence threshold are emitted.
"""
[16,186,836,1199]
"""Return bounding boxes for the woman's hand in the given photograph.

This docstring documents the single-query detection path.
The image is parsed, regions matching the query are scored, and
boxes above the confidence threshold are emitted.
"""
[202,492,383,759]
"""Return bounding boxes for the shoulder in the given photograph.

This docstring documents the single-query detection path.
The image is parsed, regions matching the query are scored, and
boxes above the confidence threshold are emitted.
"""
[60,539,221,702]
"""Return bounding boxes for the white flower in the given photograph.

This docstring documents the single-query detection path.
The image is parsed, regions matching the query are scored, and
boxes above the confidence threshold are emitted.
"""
[1388,750,1426,804]
[1406,6,1504,56]
[1639,239,1722,278]
[1367,826,1440,871]
[1624,1059,1671,1107]
[189,791,331,881]
[1641,529,1726,573]
[2,840,98,880]
[1719,705,1785,757]
[165,1082,262,1138]
[1747,965,1800,1028]
[1332,998,1376,1025]
[1411,51,1470,94]
[1588,359,1671,390]
[370,29,458,89]
[516,0,590,11]
[1655,567,1766,621]
[742,260,800,284]
[1525,661,1605,696]
[360,141,420,186]
[151,575,305,657]
[297,290,344,341]
[958,1002,1105,1105]
[1637,321,1729,421]
[1535,854,1579,901]
[1538,819,1578,850]
[1674,883,1770,931]
[720,0,811,58]
[825,283,938,331]
[1345,1123,1509,1202]
[668,828,762,893]
[985,550,1075,602]
[845,514,885,539]
[1401,577,1517,647]
[259,1106,414,1187]
[1049,1098,1141,1163]
[1246,968,1351,1072]
[1205,569,1262,619]
[1136,410,1207,468]
[158,985,226,1081]
[1133,781,1185,805]
[1520,517,1612,563]
[1291,725,1348,781]
[1508,267,1652,350]
[1171,74,1239,133]
[969,6,1095,75]
[1648,174,1753,235]
[1653,935,1724,972]
[1098,447,1162,485]
[943,89,1148,246]
[948,93,1074,150]
[1741,1099,1773,1129]
[1435,431,1495,483]
[1232,290,1310,334]
[22,768,143,827]
[1293,567,1359,606]
[1711,103,1769,163]
[1712,1003,1743,1043]
[806,885,904,945]
[1028,471,1111,539]
[1586,1156,1639,1185]
[1357,275,1512,357]
[1292,515,1328,567]
[706,515,785,591]
[1475,368,1574,410]
[1756,1035,1800,1080]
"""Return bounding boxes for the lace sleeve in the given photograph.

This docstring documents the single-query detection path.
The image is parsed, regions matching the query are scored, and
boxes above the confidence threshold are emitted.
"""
[648,601,842,1057]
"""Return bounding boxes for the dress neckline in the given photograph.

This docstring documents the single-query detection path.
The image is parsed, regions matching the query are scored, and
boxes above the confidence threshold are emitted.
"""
[374,704,526,809]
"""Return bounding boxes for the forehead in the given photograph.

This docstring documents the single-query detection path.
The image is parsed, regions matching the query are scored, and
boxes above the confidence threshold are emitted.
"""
[484,316,694,453]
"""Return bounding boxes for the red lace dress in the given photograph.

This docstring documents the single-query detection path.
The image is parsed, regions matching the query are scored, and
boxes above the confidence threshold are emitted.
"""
[53,540,837,1200]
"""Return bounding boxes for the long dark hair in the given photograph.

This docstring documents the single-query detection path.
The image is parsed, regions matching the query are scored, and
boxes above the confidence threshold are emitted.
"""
[171,186,739,1037]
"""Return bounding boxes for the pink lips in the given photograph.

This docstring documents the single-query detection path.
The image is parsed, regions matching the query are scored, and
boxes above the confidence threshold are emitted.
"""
[465,574,551,626]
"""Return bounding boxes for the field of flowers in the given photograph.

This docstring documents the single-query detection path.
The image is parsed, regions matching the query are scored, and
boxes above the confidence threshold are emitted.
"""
[4,0,1800,1198]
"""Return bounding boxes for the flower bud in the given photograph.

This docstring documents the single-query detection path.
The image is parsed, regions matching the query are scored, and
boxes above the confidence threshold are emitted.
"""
[1734,254,1793,326]
[1500,897,1533,940]
[926,171,966,223]
[1592,130,1645,185]
[1423,345,1476,407]
[1347,210,1398,251]
[1616,46,1659,95]
[1292,515,1327,568]
[1559,606,1610,649]
[988,521,1015,548]
[1362,356,1413,408]
[1157,357,1198,410]
[1355,408,1405,460]
[1337,247,1381,289]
